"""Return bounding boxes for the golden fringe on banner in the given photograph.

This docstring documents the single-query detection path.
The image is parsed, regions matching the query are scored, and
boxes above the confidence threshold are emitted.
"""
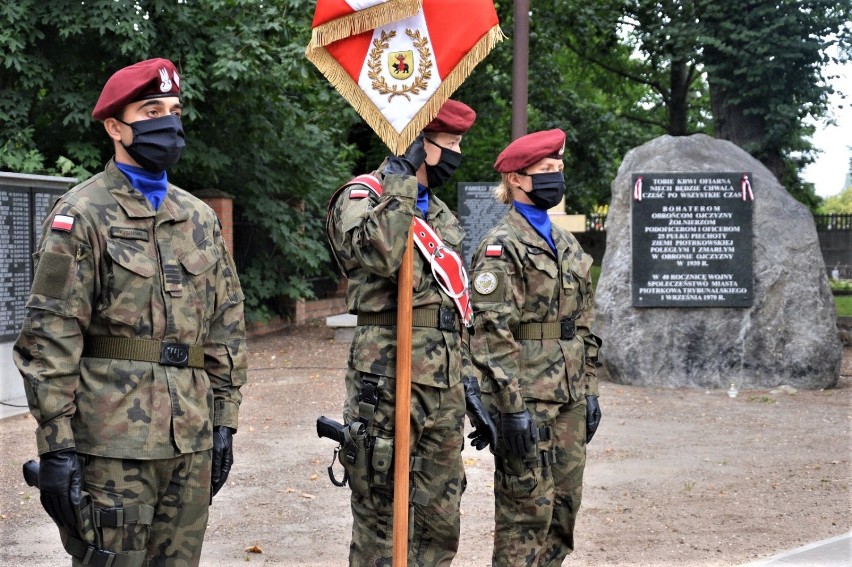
[306,24,504,154]
[308,0,422,49]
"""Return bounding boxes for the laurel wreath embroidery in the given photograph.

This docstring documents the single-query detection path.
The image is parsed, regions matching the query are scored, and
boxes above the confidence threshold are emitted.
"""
[368,29,433,101]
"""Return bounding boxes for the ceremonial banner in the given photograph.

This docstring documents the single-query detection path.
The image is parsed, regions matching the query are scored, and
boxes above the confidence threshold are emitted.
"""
[306,0,503,153]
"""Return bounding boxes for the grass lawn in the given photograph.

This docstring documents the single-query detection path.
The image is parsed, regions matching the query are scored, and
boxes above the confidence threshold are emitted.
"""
[836,295,852,318]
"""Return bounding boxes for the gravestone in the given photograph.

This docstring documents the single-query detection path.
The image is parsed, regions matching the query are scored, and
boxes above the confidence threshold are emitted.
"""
[596,134,841,390]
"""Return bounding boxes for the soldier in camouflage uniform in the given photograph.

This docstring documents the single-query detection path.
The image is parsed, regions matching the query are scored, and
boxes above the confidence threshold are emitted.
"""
[326,100,496,566]
[13,58,247,567]
[469,129,602,566]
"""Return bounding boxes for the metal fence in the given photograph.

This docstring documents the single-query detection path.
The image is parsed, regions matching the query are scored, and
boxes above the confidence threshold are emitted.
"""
[814,214,852,231]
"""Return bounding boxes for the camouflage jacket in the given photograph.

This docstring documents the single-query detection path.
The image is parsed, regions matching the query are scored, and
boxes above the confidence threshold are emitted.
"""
[469,206,600,413]
[326,171,468,388]
[14,160,247,458]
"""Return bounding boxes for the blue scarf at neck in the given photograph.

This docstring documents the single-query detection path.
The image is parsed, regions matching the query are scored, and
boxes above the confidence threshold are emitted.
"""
[417,183,430,217]
[515,201,556,252]
[115,162,168,210]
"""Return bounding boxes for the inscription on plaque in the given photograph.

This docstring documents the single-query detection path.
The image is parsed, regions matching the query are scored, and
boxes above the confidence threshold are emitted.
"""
[631,172,753,307]
[0,187,33,341]
[0,182,67,341]
[457,182,508,268]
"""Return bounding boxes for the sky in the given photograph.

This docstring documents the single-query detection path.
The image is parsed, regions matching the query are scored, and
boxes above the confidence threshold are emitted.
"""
[801,56,851,198]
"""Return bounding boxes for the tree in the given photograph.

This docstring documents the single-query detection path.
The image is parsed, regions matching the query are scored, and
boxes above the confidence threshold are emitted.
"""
[819,185,852,213]
[0,0,359,321]
[558,0,712,137]
[348,0,660,213]
[696,0,852,209]
[819,159,852,213]
[532,0,850,211]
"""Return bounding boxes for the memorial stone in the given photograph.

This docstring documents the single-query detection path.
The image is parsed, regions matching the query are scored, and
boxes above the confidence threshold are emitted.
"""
[596,134,841,390]
[0,175,71,338]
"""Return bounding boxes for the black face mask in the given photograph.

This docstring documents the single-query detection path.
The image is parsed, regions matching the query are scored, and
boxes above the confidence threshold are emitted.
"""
[524,171,566,209]
[424,137,463,188]
[118,114,185,172]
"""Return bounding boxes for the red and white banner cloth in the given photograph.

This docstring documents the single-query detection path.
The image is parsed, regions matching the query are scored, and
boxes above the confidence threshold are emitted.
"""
[307,0,503,153]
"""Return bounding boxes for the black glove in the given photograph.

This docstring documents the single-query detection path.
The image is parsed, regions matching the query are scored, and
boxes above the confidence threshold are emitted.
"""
[382,134,426,177]
[38,448,83,531]
[462,377,497,450]
[211,426,235,497]
[500,410,536,457]
[585,395,601,443]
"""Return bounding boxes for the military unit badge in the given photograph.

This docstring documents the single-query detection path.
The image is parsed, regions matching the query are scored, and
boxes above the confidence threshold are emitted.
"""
[474,271,498,295]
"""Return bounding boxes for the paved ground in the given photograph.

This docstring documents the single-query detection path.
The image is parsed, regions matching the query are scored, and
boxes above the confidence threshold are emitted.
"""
[1,323,849,566]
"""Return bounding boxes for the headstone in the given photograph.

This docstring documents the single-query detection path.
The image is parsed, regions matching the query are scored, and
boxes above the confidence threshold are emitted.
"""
[596,134,841,390]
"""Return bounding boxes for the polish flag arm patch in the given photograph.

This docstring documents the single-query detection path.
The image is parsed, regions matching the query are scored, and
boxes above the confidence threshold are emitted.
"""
[349,188,370,199]
[485,244,503,257]
[51,214,75,232]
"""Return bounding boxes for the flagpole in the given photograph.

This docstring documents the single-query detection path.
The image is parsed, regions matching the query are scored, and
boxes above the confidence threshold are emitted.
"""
[512,0,529,140]
[393,222,415,564]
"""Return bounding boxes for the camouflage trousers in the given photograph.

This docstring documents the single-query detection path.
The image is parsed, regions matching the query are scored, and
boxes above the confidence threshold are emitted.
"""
[343,368,467,567]
[67,451,212,567]
[483,395,588,567]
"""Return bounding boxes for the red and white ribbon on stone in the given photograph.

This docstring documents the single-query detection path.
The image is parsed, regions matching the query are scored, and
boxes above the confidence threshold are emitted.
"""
[741,174,754,201]
[633,176,643,201]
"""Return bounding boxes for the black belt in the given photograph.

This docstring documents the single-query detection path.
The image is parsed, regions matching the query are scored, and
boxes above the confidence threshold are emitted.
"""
[82,336,204,368]
[511,319,575,340]
[356,307,460,332]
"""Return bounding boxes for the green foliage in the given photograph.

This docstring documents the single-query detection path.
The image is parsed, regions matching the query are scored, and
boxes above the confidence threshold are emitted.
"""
[0,0,359,322]
[830,279,852,292]
[696,0,851,209]
[350,0,656,213]
[3,1,848,319]
[819,185,852,213]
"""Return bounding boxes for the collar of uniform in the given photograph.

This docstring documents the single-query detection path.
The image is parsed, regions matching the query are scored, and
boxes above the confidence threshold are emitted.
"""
[156,186,191,223]
[106,160,156,218]
[508,206,555,255]
[105,160,189,223]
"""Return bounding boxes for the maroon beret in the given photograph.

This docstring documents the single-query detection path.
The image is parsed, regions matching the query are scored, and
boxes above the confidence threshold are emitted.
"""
[92,58,181,120]
[423,99,476,134]
[494,129,566,173]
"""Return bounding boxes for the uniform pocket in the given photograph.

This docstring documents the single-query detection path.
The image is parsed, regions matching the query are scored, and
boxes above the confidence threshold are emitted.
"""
[563,252,593,317]
[178,238,221,322]
[101,240,156,326]
[524,250,558,317]
[178,238,219,276]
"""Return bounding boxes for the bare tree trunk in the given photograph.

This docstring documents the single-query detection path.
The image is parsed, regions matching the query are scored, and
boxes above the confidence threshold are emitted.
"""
[668,57,691,136]
[709,81,784,180]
